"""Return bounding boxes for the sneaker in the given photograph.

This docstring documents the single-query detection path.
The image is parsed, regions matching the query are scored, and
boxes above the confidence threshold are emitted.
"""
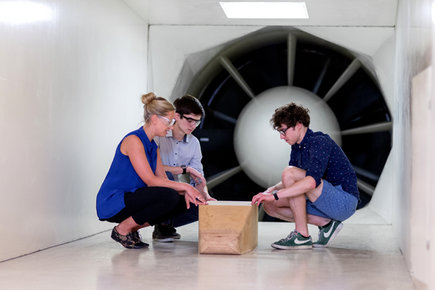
[111,226,147,249]
[172,229,181,239]
[131,231,149,248]
[271,231,313,250]
[166,223,181,240]
[313,220,343,248]
[152,224,175,243]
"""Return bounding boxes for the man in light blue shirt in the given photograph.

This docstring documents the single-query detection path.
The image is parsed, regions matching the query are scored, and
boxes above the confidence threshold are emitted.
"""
[154,95,215,242]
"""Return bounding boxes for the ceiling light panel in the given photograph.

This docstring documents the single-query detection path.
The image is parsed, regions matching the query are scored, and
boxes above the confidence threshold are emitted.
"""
[220,2,309,19]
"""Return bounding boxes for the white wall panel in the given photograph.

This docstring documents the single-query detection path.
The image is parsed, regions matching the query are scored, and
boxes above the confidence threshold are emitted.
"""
[394,0,434,276]
[0,0,148,261]
[410,66,433,288]
[372,33,396,114]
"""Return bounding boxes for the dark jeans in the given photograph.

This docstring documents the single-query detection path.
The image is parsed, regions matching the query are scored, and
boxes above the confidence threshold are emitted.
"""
[172,205,199,227]
[165,171,199,228]
[104,187,188,226]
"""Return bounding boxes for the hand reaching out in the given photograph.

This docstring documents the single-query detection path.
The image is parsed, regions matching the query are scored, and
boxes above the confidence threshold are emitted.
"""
[182,185,208,209]
[187,167,206,189]
[251,191,275,206]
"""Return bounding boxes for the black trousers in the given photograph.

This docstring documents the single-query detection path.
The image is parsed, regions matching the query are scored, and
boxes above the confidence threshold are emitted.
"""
[104,187,188,226]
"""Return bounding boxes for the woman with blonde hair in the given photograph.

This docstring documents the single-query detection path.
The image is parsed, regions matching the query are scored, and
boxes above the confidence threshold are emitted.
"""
[96,92,207,249]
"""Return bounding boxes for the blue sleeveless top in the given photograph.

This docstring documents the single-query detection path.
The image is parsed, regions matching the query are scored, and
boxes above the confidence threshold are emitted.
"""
[96,127,158,220]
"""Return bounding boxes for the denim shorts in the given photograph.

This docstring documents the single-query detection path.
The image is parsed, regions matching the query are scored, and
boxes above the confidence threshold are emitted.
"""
[306,180,358,221]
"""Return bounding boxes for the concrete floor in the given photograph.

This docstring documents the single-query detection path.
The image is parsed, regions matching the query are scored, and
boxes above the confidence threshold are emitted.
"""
[0,203,416,290]
[0,211,415,290]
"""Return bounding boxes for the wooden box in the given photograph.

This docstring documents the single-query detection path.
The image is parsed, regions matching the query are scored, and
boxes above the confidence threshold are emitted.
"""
[198,201,258,255]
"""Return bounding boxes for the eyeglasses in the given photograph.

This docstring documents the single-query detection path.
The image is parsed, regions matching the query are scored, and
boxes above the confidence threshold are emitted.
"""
[158,115,176,127]
[279,126,290,136]
[180,114,201,127]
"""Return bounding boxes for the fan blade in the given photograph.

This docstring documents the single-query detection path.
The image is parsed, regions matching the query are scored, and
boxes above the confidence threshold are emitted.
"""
[324,58,361,102]
[341,122,392,136]
[208,109,237,124]
[207,166,243,190]
[313,57,331,94]
[357,178,375,196]
[220,56,255,99]
[287,33,297,86]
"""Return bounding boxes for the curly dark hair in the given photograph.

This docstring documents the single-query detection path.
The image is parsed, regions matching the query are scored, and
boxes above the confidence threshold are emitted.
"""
[270,103,310,131]
[174,94,205,117]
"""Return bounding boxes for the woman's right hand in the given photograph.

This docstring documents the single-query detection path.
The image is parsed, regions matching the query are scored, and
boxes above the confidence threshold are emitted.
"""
[182,184,208,209]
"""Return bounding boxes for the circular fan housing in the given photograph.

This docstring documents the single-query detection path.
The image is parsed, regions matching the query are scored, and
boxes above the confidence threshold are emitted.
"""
[184,28,392,208]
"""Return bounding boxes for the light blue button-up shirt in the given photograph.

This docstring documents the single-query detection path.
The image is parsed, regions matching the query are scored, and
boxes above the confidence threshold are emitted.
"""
[155,130,204,186]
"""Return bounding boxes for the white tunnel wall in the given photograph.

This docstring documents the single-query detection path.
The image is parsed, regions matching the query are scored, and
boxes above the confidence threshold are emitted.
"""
[0,0,148,261]
[394,0,435,278]
[368,33,397,224]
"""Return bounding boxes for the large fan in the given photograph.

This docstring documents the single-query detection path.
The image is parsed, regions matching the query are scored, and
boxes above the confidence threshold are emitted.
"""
[186,28,392,216]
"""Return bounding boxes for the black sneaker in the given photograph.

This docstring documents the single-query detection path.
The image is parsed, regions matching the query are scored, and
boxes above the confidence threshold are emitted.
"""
[111,226,147,249]
[131,231,149,248]
[167,223,181,240]
[152,224,177,242]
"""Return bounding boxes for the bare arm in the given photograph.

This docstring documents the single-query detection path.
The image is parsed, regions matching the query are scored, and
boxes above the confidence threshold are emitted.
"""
[251,176,316,206]
[162,165,183,175]
[162,165,207,190]
[274,176,316,199]
[162,164,212,200]
[121,135,207,207]
[264,181,284,193]
[195,184,216,201]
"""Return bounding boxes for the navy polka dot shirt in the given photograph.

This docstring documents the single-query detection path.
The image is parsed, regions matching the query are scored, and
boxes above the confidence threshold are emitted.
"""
[289,128,360,201]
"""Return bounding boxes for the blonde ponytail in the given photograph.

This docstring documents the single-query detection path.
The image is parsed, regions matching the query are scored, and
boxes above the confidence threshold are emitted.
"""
[141,92,175,123]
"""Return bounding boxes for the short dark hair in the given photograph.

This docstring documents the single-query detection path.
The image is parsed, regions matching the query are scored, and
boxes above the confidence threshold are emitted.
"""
[173,94,205,117]
[270,103,310,131]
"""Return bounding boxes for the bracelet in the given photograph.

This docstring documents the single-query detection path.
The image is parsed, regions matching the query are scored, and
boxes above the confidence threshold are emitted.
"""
[272,190,279,200]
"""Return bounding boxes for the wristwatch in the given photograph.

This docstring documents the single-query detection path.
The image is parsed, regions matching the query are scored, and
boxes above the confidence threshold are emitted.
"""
[181,165,187,175]
[271,190,279,200]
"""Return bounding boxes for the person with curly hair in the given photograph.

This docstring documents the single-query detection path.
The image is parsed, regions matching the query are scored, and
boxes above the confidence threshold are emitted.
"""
[251,103,359,250]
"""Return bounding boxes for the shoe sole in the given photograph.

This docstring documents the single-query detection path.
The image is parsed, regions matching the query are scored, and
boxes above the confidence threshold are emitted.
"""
[136,242,150,248]
[111,235,148,249]
[313,222,343,248]
[130,244,149,249]
[271,244,313,250]
[154,237,174,243]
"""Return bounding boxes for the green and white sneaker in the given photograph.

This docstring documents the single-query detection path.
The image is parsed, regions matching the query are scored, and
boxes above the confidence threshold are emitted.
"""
[313,220,343,248]
[271,231,313,250]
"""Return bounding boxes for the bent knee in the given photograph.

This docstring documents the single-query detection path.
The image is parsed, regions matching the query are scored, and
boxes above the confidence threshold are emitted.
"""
[282,166,305,187]
[159,187,180,207]
[263,202,277,216]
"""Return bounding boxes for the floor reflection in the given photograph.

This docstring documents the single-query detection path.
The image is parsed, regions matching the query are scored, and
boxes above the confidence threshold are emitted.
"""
[0,222,415,290]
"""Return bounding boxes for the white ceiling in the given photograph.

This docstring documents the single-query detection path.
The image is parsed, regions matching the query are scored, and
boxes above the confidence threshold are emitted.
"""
[123,0,398,27]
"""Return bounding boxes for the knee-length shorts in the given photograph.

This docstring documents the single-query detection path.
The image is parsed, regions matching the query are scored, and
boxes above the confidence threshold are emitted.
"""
[306,180,358,221]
